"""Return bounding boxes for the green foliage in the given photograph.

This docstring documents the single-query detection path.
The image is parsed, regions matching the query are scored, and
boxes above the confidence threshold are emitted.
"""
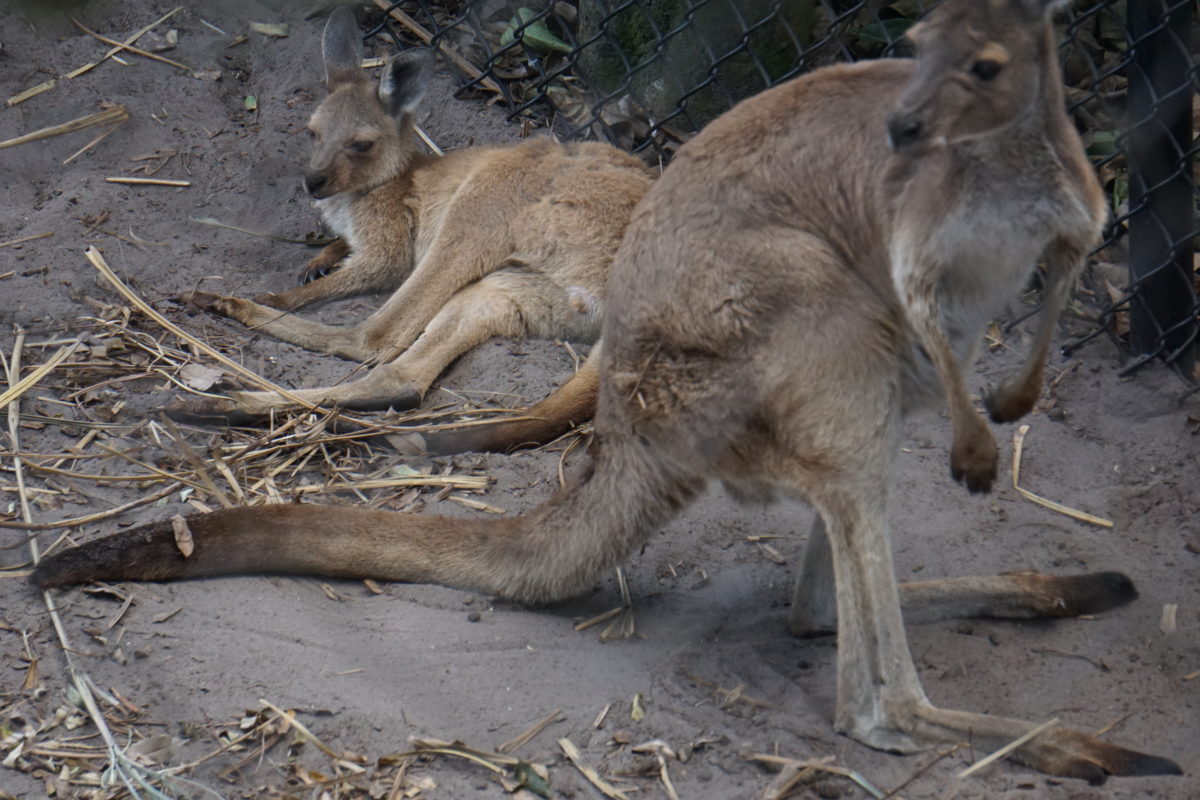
[502,8,572,55]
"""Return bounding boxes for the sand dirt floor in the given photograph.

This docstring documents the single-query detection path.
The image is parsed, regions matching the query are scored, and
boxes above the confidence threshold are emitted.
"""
[0,2,1197,798]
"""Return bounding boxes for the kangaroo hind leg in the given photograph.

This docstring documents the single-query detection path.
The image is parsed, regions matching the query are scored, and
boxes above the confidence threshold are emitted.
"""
[170,270,584,425]
[771,368,1179,778]
[790,518,1139,633]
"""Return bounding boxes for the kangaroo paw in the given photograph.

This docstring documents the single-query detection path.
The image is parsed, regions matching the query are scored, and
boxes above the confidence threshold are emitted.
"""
[984,376,1040,423]
[907,705,1182,785]
[254,291,297,311]
[949,425,997,493]
[1012,727,1182,785]
[299,258,341,285]
[180,289,246,319]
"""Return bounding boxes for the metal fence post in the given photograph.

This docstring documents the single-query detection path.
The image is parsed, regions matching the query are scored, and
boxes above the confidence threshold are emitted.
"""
[1126,0,1197,373]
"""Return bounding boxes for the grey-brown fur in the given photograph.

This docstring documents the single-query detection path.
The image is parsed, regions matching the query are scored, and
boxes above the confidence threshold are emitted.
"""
[34,0,1181,784]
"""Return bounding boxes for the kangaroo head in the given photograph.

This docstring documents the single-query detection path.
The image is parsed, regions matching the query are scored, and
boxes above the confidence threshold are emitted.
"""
[886,0,1066,153]
[303,7,433,199]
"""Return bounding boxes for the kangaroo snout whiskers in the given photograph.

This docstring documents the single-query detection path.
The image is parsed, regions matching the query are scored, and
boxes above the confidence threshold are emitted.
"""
[166,7,652,455]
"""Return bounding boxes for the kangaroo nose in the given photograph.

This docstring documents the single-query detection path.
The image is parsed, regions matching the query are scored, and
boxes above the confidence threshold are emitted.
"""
[304,172,328,197]
[887,112,923,151]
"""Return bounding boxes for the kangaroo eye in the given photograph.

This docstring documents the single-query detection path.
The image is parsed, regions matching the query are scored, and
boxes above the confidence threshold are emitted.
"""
[348,140,374,153]
[303,129,317,140]
[970,59,1001,81]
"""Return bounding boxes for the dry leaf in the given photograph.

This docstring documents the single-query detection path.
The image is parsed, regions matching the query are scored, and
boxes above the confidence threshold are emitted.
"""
[1102,280,1131,337]
[757,542,786,564]
[152,607,182,623]
[126,733,178,766]
[1160,603,1178,635]
[171,514,194,557]
[179,362,223,391]
[20,657,39,691]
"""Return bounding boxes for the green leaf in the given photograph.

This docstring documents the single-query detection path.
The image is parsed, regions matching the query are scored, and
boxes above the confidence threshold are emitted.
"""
[1109,173,1128,208]
[244,95,258,112]
[857,17,915,45]
[1087,130,1117,158]
[501,8,572,55]
[250,22,289,38]
[515,762,552,798]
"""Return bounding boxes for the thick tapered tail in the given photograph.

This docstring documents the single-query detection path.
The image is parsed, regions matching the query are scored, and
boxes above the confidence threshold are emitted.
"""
[423,347,600,455]
[32,435,697,604]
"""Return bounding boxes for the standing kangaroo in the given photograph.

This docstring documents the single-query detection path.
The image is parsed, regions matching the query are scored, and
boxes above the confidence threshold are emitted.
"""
[171,8,651,454]
[36,0,1181,783]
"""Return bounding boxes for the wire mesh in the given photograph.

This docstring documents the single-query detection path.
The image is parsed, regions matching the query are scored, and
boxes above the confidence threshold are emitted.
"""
[363,0,1198,383]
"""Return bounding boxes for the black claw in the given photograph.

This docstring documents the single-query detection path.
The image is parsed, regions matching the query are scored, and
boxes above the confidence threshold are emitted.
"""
[952,464,993,494]
[300,263,340,285]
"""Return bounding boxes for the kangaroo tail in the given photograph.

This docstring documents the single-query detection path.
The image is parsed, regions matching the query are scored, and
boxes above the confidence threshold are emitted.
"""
[422,346,601,455]
[31,434,697,604]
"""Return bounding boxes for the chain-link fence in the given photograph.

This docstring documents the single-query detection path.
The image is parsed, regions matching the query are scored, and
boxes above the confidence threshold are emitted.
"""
[362,0,1198,385]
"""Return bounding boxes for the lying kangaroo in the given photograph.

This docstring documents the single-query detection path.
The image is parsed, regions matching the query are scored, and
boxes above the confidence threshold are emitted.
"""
[172,8,651,453]
[36,0,1181,783]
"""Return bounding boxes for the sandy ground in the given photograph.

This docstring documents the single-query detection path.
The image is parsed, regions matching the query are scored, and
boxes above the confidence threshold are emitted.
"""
[1,2,1197,798]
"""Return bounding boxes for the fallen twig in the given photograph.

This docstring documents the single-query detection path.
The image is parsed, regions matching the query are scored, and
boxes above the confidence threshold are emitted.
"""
[105,177,191,187]
[0,340,80,412]
[1012,425,1112,528]
[371,0,504,97]
[497,709,563,754]
[0,482,182,531]
[0,105,129,152]
[559,738,629,800]
[0,232,53,249]
[84,246,314,409]
[192,216,333,244]
[70,17,192,71]
[956,717,1059,781]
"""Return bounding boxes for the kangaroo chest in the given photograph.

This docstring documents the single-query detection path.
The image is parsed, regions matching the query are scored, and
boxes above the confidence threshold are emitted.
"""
[900,164,1091,356]
[929,196,1054,343]
[314,194,359,250]
[890,154,1095,411]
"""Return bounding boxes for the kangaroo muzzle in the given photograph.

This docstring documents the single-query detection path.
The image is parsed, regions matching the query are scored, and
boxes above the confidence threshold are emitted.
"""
[304,171,331,198]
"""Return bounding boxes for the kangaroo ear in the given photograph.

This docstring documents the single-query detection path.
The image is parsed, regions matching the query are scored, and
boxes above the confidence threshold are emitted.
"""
[322,7,364,86]
[379,49,434,118]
